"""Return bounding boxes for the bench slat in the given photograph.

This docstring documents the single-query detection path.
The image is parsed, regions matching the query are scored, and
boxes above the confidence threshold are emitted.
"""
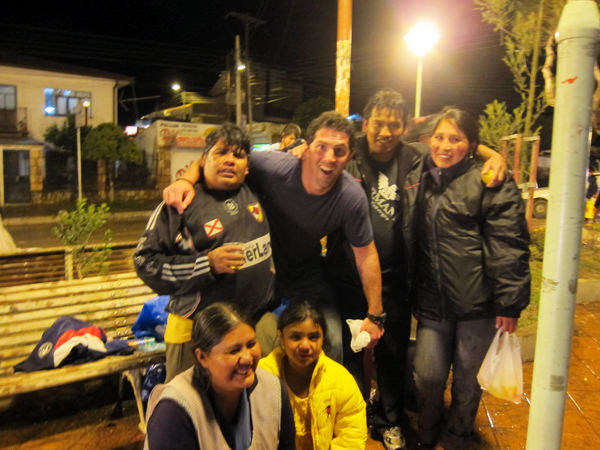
[0,278,146,303]
[0,287,154,313]
[0,350,165,398]
[0,297,152,325]
[0,272,141,295]
[0,306,155,346]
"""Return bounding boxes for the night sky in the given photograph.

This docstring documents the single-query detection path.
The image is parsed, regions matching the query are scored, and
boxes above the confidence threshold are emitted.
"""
[1,0,519,125]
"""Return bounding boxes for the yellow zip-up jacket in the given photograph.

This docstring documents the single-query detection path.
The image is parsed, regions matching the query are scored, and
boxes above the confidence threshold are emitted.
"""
[259,347,367,450]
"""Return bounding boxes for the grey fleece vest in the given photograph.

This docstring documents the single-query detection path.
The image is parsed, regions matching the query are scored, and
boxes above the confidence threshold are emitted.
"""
[144,367,281,450]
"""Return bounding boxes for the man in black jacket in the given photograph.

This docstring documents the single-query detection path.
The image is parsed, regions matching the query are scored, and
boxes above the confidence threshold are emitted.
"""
[327,90,505,450]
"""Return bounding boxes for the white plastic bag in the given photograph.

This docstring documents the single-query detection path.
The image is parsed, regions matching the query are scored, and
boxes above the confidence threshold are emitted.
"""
[346,319,371,352]
[477,329,523,404]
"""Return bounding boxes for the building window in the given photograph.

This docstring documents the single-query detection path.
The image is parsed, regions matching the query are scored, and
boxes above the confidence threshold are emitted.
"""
[0,85,16,109]
[44,88,91,116]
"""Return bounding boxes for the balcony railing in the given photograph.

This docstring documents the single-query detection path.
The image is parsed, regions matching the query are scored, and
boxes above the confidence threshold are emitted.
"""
[0,108,28,136]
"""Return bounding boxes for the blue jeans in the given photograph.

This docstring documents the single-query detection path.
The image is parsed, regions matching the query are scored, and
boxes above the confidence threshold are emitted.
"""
[413,317,496,450]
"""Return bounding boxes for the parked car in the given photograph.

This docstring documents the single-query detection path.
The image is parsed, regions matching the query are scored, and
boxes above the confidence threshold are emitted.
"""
[522,187,549,219]
[520,173,600,220]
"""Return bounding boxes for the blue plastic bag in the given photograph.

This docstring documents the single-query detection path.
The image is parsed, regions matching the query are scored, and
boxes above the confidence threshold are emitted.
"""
[142,364,166,402]
[132,295,169,341]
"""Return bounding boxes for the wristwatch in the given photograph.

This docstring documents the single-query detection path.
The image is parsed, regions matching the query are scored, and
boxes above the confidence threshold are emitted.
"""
[366,312,387,325]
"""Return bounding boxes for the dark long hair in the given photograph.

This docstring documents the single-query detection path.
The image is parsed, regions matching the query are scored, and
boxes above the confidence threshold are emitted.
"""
[191,303,252,388]
[433,107,480,152]
[277,300,327,340]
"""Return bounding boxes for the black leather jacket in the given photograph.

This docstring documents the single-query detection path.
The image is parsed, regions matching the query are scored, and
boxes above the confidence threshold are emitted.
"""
[412,156,531,322]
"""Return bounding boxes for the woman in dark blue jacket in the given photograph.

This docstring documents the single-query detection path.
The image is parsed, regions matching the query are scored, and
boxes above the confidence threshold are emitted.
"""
[412,108,530,450]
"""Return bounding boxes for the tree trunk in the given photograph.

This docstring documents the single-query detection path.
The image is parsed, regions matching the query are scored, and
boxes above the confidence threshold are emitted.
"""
[522,0,545,180]
[97,160,107,202]
[108,161,115,203]
[542,34,556,108]
[592,63,600,135]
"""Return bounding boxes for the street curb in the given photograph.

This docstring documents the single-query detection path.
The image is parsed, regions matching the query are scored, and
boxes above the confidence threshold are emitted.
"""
[3,211,153,226]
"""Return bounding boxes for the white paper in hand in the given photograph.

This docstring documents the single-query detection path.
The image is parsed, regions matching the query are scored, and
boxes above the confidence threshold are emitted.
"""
[346,319,371,352]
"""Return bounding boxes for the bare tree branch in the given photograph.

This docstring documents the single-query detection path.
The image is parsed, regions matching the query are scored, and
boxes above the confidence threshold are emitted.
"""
[542,34,556,107]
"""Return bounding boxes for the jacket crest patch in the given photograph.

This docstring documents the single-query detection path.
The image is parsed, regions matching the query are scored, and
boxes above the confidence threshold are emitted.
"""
[203,218,224,237]
[224,199,239,215]
[247,203,263,222]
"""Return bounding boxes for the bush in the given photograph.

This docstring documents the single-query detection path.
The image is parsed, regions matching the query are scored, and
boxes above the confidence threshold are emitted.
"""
[53,199,113,278]
[529,226,545,260]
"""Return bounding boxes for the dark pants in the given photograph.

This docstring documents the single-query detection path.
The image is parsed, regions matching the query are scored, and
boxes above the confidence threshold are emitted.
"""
[339,275,412,429]
[413,317,496,450]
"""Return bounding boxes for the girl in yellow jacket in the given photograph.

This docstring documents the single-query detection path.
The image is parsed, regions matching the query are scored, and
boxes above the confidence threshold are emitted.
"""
[259,300,367,450]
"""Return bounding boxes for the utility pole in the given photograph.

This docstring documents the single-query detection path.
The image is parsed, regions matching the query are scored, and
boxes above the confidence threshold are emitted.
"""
[336,0,352,117]
[526,1,599,449]
[235,36,243,127]
[227,12,265,147]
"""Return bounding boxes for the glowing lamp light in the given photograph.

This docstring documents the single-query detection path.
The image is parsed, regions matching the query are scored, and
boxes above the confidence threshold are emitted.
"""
[404,22,439,118]
[45,106,56,114]
[172,83,181,91]
[82,100,91,108]
[404,22,439,57]
[237,63,246,71]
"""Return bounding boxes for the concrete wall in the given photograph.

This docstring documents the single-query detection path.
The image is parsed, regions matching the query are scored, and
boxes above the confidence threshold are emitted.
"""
[35,189,161,204]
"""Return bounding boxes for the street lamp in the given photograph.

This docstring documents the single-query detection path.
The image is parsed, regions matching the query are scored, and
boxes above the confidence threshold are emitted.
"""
[404,22,439,118]
[171,83,186,105]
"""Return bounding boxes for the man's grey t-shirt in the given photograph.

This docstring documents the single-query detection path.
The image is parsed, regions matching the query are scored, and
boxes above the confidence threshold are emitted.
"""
[248,151,373,292]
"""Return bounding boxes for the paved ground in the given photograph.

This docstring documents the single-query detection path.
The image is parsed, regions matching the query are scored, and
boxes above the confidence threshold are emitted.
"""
[3,301,600,449]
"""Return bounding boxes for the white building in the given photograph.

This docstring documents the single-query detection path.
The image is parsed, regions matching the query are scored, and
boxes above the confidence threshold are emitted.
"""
[0,53,132,204]
[135,120,216,189]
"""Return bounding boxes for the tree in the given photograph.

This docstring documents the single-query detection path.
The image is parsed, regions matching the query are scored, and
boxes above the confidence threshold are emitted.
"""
[292,97,335,132]
[43,113,91,155]
[474,0,600,180]
[475,0,600,139]
[475,0,554,140]
[83,123,144,201]
[479,100,525,151]
[53,199,113,279]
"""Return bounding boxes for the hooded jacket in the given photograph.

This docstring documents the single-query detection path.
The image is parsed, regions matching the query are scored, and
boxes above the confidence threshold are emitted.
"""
[259,347,367,450]
[412,156,531,321]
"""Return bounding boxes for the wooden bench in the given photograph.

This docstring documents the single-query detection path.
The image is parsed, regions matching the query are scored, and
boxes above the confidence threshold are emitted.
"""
[0,272,164,431]
[0,242,139,287]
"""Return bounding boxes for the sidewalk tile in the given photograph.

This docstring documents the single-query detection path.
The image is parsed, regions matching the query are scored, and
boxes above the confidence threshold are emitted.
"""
[471,426,498,449]
[569,390,600,411]
[581,410,600,434]
[562,409,596,434]
[474,403,492,427]
[560,432,600,449]
[486,402,529,429]
[494,428,527,449]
